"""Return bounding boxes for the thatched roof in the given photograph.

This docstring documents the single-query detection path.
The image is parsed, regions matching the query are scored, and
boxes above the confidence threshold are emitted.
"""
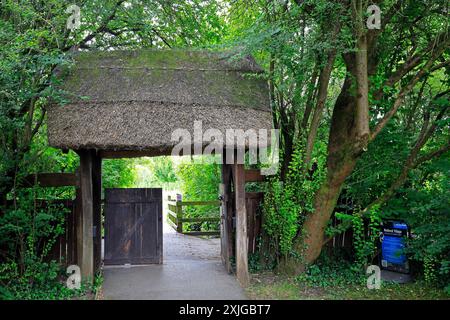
[47,49,272,156]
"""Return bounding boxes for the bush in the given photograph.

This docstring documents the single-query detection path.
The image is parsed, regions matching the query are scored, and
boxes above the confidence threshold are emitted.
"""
[382,156,450,294]
[0,189,90,299]
[296,251,365,288]
[0,258,86,300]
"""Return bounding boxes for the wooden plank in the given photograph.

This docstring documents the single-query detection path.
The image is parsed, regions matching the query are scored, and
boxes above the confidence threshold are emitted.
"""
[22,173,78,188]
[105,188,162,203]
[99,147,224,159]
[246,197,254,254]
[168,204,178,213]
[227,166,235,263]
[244,169,264,183]
[167,210,177,222]
[77,150,95,282]
[167,218,178,231]
[233,163,250,287]
[104,188,163,265]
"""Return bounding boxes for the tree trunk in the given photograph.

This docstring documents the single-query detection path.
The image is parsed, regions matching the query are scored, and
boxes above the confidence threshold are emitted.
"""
[294,6,372,267]
[281,71,361,273]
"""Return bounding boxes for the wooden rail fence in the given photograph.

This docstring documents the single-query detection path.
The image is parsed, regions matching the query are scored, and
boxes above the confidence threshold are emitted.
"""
[167,192,264,254]
[167,196,221,236]
[9,172,80,267]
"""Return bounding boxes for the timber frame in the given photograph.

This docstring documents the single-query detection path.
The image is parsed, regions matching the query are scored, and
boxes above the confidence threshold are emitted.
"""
[72,148,264,286]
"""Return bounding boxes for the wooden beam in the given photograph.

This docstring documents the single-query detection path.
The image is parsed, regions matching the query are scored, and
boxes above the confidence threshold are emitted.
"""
[99,150,165,159]
[76,150,95,282]
[99,146,227,159]
[22,173,77,188]
[245,192,264,199]
[233,163,250,286]
[244,169,264,183]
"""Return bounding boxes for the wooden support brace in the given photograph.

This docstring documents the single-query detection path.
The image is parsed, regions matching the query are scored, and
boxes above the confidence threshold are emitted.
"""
[244,169,264,182]
[22,173,78,188]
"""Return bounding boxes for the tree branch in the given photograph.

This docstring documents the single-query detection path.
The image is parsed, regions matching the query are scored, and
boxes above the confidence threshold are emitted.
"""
[372,31,450,103]
[370,35,450,142]
[76,0,126,49]
[414,142,450,168]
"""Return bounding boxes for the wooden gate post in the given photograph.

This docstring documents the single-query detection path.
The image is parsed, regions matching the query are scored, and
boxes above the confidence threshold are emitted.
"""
[92,153,102,275]
[220,161,233,274]
[233,162,250,287]
[176,201,183,233]
[76,150,95,282]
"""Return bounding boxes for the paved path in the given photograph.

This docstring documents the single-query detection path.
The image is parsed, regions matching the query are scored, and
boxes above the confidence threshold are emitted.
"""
[102,221,246,300]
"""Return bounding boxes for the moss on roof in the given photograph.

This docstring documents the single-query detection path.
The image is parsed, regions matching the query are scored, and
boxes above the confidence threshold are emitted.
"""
[48,49,272,151]
[60,49,269,111]
[72,49,264,72]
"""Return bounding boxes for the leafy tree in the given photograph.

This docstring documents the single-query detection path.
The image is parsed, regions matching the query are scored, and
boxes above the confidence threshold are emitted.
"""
[226,0,449,272]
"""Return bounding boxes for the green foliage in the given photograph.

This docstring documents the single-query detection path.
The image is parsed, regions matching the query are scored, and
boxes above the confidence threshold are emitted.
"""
[383,158,450,292]
[175,157,220,231]
[176,157,220,201]
[263,140,327,259]
[134,157,178,189]
[248,251,265,273]
[0,189,79,299]
[0,256,94,300]
[249,273,449,300]
[149,157,177,184]
[294,249,365,288]
[332,207,382,269]
[102,159,136,189]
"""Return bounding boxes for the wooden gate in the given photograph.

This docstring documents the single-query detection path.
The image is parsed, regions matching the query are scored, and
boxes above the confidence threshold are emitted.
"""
[104,188,163,265]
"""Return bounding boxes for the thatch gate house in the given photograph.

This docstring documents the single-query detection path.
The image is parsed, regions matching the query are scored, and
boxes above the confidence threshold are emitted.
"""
[47,49,272,286]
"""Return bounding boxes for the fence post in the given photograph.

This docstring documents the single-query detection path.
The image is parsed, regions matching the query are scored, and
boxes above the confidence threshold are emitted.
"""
[176,201,183,233]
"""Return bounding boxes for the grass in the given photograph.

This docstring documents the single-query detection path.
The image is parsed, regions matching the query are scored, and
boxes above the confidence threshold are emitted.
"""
[246,272,450,300]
